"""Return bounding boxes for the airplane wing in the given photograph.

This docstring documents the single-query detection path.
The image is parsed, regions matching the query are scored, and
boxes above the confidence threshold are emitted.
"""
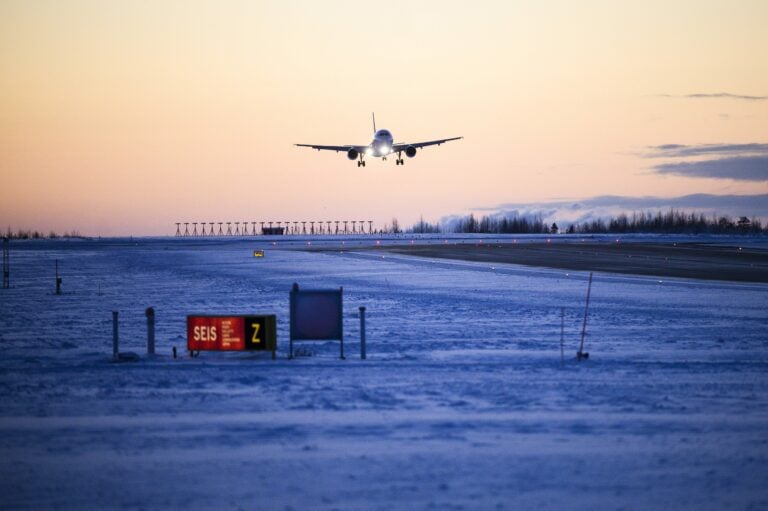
[392,137,463,151]
[295,144,368,153]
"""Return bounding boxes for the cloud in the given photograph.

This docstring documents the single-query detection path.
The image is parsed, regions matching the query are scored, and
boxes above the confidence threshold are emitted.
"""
[646,143,768,158]
[458,194,768,226]
[657,92,767,101]
[645,143,768,181]
[654,156,768,181]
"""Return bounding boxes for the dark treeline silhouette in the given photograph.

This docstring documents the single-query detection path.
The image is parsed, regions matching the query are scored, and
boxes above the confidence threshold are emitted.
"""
[451,213,548,234]
[408,209,766,235]
[411,216,441,234]
[409,213,549,234]
[569,210,765,235]
[4,228,85,240]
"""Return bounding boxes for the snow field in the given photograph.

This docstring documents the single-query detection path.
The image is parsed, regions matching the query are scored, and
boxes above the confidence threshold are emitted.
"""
[1,237,767,510]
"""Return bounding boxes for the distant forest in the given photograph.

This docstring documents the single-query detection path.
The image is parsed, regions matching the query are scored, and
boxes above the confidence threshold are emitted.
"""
[3,228,84,240]
[409,210,766,235]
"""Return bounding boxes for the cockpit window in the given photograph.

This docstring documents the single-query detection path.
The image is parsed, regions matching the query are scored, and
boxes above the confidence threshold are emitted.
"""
[377,129,391,136]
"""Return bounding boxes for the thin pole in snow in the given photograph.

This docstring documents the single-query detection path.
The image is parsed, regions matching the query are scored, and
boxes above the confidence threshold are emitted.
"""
[577,272,593,361]
[146,307,155,355]
[112,311,119,360]
[560,306,565,367]
[2,237,9,289]
[55,259,62,295]
[359,306,367,360]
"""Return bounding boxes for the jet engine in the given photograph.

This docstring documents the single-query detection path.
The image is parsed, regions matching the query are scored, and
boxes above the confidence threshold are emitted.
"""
[347,148,359,160]
[405,146,417,158]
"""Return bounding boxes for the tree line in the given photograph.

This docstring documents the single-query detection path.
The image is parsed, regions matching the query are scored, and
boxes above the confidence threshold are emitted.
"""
[3,228,85,240]
[568,210,764,235]
[406,209,766,235]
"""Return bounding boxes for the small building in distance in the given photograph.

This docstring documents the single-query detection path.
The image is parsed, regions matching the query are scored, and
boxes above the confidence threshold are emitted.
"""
[262,227,285,235]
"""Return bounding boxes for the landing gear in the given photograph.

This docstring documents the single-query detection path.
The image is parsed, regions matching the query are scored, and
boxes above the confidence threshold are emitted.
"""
[357,156,366,167]
[395,152,405,165]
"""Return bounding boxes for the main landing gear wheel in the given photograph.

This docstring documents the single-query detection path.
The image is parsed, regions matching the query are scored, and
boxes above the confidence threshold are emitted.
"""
[357,160,366,167]
[395,158,404,165]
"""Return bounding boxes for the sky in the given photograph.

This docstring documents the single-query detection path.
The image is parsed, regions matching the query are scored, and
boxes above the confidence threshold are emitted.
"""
[1,0,767,236]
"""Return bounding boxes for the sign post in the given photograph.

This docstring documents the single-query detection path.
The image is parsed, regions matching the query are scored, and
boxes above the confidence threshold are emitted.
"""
[146,307,155,355]
[359,306,366,360]
[2,237,9,289]
[112,311,119,360]
[289,283,344,359]
[187,315,277,359]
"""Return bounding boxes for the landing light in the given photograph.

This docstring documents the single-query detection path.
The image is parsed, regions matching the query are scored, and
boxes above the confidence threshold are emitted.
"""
[365,148,373,156]
[380,146,389,154]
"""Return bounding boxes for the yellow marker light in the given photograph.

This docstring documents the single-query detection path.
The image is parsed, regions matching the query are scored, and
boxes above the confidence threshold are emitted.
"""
[253,250,265,257]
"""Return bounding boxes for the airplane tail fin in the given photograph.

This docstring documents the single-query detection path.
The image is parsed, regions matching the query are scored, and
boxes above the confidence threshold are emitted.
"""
[372,112,376,134]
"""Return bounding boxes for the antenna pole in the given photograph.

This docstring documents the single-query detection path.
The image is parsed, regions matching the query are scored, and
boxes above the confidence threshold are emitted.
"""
[577,272,593,360]
[560,306,565,367]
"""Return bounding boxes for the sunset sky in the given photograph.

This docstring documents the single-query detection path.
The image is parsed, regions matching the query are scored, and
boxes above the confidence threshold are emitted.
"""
[2,0,767,236]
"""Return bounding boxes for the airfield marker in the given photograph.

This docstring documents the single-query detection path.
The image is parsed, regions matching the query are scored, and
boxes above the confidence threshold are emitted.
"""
[560,307,565,367]
[112,311,119,360]
[577,272,593,361]
[2,237,9,289]
[146,307,155,355]
[359,306,367,360]
[55,259,62,295]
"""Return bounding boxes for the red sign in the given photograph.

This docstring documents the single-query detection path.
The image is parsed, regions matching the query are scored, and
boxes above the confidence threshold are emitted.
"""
[187,316,246,351]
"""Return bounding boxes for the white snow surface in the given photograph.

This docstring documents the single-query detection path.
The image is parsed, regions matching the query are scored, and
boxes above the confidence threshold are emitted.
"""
[1,234,767,510]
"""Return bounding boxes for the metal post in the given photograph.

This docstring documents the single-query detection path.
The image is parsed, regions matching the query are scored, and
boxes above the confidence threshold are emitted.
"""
[55,259,62,295]
[577,272,593,361]
[146,307,155,355]
[289,282,298,359]
[339,286,345,360]
[560,307,565,367]
[112,311,119,360]
[359,306,367,360]
[2,237,9,289]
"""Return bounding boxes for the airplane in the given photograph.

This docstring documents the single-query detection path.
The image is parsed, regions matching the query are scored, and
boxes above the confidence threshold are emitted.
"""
[295,114,462,167]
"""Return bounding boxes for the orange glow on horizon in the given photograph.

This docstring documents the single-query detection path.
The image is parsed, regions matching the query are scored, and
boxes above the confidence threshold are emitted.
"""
[1,0,767,235]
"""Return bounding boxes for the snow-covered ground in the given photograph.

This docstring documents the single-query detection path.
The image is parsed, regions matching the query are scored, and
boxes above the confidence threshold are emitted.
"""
[1,235,767,510]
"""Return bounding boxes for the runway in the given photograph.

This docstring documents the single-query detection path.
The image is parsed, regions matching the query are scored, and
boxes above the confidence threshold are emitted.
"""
[373,241,768,283]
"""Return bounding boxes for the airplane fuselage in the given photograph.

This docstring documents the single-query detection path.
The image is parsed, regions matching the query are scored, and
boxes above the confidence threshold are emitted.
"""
[370,129,394,157]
